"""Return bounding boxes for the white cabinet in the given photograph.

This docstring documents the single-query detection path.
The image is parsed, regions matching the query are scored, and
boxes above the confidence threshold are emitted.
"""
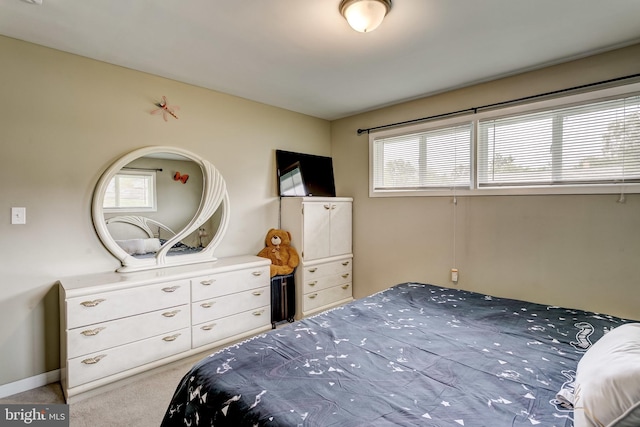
[299,200,352,260]
[298,255,352,316]
[59,255,270,402]
[281,197,353,317]
[281,197,352,262]
[190,265,270,348]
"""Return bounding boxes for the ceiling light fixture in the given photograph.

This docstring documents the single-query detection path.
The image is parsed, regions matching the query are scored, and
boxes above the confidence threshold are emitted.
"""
[339,0,392,33]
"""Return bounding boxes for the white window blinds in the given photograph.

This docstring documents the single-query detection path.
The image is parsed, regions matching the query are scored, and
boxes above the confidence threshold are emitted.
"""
[478,95,640,187]
[104,171,157,211]
[369,84,640,196]
[372,122,472,190]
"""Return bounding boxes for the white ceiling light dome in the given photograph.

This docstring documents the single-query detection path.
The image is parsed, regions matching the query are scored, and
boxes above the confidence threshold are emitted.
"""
[339,0,392,33]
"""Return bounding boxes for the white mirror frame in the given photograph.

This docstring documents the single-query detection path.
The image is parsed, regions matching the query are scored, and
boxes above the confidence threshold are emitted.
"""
[92,146,230,272]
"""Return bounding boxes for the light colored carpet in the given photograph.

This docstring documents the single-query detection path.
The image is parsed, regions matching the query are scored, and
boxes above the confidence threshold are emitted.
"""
[1,326,291,426]
[0,354,205,427]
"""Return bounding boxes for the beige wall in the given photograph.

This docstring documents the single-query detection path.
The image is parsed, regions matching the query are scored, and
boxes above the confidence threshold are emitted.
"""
[0,36,330,386]
[331,44,640,321]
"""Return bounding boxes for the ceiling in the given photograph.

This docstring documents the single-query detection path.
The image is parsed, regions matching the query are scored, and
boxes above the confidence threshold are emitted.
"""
[2,0,640,120]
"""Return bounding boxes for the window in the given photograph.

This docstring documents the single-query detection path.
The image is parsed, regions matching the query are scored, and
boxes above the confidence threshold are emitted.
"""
[370,83,640,196]
[478,95,640,188]
[103,171,157,212]
[372,121,472,193]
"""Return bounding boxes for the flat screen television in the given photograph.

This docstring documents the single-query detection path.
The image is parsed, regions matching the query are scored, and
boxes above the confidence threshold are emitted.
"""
[276,150,336,197]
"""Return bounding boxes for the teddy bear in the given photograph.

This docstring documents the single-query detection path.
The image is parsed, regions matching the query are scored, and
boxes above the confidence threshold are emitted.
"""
[257,228,300,277]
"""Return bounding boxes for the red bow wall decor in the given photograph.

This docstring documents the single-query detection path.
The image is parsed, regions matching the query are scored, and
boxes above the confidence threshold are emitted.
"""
[174,172,189,184]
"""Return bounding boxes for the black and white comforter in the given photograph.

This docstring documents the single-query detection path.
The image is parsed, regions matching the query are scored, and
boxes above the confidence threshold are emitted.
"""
[161,283,630,426]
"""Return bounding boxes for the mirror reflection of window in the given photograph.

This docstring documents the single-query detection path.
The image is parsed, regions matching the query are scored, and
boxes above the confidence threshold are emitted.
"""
[280,162,307,196]
[104,170,157,212]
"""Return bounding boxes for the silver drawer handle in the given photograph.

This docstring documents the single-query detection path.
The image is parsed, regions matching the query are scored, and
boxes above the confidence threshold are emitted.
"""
[162,286,180,293]
[331,204,336,209]
[342,284,351,290]
[201,302,215,308]
[308,268,318,273]
[162,334,181,342]
[308,281,317,287]
[342,261,350,266]
[324,204,331,210]
[342,273,350,278]
[253,309,265,316]
[80,327,105,337]
[162,310,181,317]
[201,323,216,331]
[252,271,263,276]
[81,355,106,365]
[252,290,264,296]
[80,299,105,308]
[308,293,318,299]
[200,279,215,285]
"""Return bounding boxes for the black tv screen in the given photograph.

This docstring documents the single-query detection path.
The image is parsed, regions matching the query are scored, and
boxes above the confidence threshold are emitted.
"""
[276,150,336,197]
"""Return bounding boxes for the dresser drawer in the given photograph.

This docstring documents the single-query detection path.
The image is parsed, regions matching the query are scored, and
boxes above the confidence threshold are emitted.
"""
[302,258,352,279]
[66,280,190,328]
[66,304,189,359]
[191,266,269,301]
[67,327,191,388]
[302,270,352,294]
[192,306,270,348]
[192,286,269,325]
[303,283,352,312]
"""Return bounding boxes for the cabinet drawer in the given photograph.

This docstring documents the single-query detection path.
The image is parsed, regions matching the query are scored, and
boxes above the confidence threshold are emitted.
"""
[67,304,189,359]
[67,327,191,388]
[302,258,352,279]
[192,287,269,325]
[192,306,270,348]
[66,280,190,328]
[303,283,352,312]
[303,270,352,294]
[191,266,269,301]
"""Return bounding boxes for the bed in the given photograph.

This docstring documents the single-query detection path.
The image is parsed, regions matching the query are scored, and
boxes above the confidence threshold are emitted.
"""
[105,215,202,257]
[161,282,638,427]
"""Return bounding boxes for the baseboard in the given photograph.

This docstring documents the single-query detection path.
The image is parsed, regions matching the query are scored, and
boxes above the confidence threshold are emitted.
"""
[0,369,60,399]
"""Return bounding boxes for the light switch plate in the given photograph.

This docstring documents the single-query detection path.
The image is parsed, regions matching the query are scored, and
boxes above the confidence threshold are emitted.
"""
[11,207,26,224]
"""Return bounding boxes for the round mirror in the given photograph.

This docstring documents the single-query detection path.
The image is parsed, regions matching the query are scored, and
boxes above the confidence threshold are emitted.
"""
[92,146,230,272]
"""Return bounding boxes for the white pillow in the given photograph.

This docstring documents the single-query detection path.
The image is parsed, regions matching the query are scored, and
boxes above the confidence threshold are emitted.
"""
[573,323,640,427]
[143,237,161,253]
[115,238,160,255]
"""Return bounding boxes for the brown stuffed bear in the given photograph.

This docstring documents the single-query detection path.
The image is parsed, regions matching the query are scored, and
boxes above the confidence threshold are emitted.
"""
[257,228,300,277]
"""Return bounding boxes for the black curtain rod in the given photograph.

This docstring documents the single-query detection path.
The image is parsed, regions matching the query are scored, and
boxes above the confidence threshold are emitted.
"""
[356,73,640,135]
[122,166,163,172]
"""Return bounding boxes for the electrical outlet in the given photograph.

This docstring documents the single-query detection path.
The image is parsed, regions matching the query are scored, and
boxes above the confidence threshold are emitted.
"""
[450,268,458,283]
[11,207,26,225]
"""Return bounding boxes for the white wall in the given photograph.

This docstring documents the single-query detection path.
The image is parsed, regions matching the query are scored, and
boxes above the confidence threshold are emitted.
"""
[0,36,331,386]
[331,43,640,321]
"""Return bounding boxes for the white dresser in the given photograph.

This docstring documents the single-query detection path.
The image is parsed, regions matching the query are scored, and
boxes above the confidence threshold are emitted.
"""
[280,197,353,318]
[59,255,270,402]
